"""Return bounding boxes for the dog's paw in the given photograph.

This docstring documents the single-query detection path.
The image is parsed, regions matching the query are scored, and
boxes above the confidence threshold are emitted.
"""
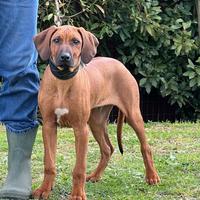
[69,195,86,200]
[69,192,86,200]
[145,171,160,185]
[32,187,51,199]
[86,174,101,182]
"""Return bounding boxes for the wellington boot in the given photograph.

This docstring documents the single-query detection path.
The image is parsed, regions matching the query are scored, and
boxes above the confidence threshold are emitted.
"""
[0,127,37,200]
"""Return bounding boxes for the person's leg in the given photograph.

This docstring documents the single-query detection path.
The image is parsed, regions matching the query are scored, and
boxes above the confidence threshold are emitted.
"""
[0,67,39,199]
[0,0,39,199]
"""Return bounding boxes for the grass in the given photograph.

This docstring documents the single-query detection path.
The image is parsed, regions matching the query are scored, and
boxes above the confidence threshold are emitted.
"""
[0,122,200,200]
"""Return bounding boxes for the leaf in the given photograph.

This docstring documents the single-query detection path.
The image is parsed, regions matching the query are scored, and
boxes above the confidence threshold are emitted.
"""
[183,71,190,77]
[146,25,155,37]
[122,56,127,64]
[176,18,184,23]
[176,45,182,56]
[188,71,196,79]
[139,78,147,86]
[189,79,197,87]
[171,84,179,92]
[196,57,200,63]
[187,59,195,69]
[196,68,200,75]
[152,14,161,21]
[151,78,158,88]
[145,83,151,94]
[197,78,200,87]
[90,23,99,30]
[119,31,126,42]
[134,56,141,67]
[138,69,146,76]
[95,4,105,15]
[177,101,183,108]
[43,13,53,21]
[171,24,182,30]
[122,28,131,38]
[80,0,86,7]
[182,21,191,30]
[116,48,124,56]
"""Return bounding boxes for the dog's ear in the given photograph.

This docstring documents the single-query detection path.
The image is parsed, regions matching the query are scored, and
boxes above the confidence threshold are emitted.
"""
[34,26,58,61]
[78,27,99,64]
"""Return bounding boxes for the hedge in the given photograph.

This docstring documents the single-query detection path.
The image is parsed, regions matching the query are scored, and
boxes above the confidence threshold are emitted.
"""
[37,0,200,120]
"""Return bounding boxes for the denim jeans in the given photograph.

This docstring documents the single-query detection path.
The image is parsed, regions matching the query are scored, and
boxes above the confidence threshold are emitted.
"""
[0,0,39,133]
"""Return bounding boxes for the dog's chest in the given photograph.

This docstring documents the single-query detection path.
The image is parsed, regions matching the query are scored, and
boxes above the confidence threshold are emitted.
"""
[52,80,91,127]
[54,107,71,127]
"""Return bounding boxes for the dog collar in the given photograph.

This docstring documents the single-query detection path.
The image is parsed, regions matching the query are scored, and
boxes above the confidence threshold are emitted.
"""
[49,58,79,80]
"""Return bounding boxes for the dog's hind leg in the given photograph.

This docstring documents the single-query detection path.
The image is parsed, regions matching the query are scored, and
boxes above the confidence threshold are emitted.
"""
[125,107,160,185]
[87,105,113,182]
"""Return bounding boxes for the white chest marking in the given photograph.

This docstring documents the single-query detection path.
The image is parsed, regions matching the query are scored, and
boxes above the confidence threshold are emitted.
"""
[55,108,69,123]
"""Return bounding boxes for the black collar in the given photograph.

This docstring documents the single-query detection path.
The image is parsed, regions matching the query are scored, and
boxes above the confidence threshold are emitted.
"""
[49,58,80,80]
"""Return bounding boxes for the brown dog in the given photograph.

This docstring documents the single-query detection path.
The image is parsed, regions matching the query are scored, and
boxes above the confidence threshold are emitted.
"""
[32,25,160,200]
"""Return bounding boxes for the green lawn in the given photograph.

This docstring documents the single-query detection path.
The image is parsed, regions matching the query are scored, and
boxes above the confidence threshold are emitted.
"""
[0,122,200,200]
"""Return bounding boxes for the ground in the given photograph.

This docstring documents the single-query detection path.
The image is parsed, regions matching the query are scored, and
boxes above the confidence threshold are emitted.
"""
[0,122,200,200]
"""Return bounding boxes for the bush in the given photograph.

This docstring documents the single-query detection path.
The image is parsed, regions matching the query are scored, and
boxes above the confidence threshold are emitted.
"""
[38,0,200,120]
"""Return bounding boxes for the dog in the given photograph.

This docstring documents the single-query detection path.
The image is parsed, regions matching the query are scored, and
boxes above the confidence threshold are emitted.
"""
[32,25,160,200]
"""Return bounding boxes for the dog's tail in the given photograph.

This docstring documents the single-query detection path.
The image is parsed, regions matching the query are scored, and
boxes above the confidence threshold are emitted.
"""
[117,110,125,154]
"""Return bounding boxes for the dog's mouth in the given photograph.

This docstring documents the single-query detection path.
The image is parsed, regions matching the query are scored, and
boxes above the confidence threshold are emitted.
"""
[56,57,81,72]
[56,65,77,72]
[57,63,77,73]
[54,57,76,71]
[49,57,81,80]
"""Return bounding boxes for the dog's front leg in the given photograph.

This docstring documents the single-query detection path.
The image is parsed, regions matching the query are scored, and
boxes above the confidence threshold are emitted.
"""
[32,122,57,199]
[70,126,89,200]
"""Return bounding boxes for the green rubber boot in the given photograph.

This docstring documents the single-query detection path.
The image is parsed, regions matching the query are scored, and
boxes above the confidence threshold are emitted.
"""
[0,127,37,200]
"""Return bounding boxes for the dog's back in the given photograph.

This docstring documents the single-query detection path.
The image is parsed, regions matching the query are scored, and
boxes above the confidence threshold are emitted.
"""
[84,56,140,110]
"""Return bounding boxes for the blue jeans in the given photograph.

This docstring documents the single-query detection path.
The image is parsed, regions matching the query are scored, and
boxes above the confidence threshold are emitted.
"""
[0,0,39,133]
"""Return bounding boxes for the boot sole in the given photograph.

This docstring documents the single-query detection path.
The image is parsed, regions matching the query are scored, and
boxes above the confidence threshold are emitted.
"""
[0,190,30,200]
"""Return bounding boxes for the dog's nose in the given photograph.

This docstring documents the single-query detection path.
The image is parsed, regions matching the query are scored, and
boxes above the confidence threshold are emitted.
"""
[60,53,72,62]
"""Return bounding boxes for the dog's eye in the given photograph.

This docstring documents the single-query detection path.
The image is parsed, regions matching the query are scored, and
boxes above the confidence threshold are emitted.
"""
[53,38,60,44]
[72,38,80,45]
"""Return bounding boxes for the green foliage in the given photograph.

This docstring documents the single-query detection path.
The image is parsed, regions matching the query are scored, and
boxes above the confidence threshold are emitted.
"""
[38,0,200,120]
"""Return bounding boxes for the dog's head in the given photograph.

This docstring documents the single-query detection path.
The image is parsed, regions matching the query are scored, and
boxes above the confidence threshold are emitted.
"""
[34,25,99,72]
